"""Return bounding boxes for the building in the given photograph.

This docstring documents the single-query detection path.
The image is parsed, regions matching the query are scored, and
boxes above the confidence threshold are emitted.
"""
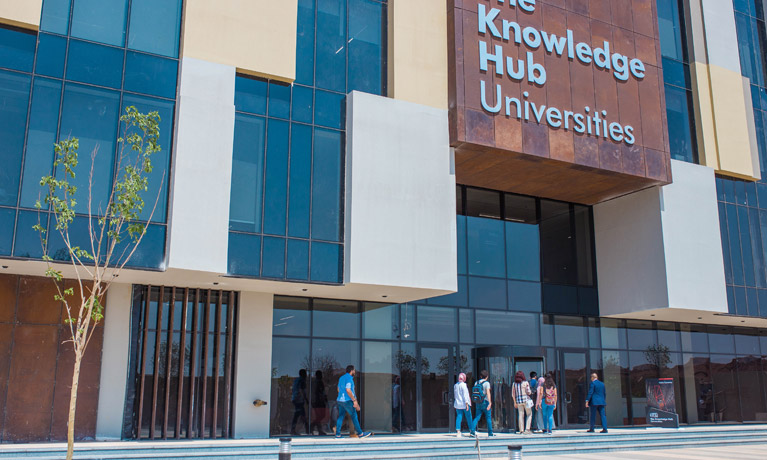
[0,0,766,443]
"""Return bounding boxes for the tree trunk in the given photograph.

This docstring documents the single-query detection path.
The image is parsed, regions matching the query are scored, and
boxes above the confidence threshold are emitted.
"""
[66,346,83,460]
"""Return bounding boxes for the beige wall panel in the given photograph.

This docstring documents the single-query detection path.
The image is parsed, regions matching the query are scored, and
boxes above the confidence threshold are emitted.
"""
[182,0,297,83]
[690,62,719,168]
[709,65,761,180]
[388,0,448,110]
[0,0,42,30]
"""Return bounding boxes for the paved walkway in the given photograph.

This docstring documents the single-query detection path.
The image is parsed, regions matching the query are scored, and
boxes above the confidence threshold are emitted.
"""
[540,444,767,459]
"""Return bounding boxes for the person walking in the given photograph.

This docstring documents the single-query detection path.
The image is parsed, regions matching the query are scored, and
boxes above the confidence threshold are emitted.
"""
[472,370,494,437]
[290,369,309,435]
[529,371,538,432]
[310,370,328,435]
[535,376,546,432]
[541,376,557,435]
[511,371,533,434]
[453,373,475,437]
[586,372,608,433]
[335,365,372,438]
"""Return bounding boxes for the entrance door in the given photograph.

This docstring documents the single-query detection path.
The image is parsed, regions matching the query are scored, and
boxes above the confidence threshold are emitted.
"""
[559,350,590,428]
[417,344,456,432]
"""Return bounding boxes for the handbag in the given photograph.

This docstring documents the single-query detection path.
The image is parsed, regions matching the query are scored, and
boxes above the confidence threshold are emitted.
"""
[526,399,534,408]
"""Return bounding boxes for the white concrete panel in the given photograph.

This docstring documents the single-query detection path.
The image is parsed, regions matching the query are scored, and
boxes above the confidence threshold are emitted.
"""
[701,0,742,74]
[233,291,273,438]
[167,57,235,274]
[595,160,729,318]
[95,283,133,440]
[345,91,457,294]
[594,187,669,317]
[661,160,728,313]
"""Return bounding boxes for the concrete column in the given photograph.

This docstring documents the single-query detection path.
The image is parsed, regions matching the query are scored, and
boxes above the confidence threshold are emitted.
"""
[95,283,133,440]
[233,291,273,438]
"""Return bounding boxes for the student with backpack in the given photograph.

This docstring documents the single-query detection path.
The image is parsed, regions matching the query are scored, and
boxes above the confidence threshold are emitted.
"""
[541,374,558,435]
[472,370,494,437]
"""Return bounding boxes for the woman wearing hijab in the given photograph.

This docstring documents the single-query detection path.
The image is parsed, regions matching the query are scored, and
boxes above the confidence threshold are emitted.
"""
[535,376,545,432]
[453,372,475,437]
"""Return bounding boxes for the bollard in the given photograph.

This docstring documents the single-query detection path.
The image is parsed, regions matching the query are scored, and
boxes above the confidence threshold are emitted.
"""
[279,437,292,460]
[508,445,523,460]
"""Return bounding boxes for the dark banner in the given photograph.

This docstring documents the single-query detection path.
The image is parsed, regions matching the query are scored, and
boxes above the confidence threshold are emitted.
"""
[645,378,679,428]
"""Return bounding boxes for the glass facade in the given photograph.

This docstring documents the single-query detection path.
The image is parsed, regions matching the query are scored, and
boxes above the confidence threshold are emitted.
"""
[0,0,181,268]
[716,1,767,316]
[656,0,698,164]
[227,0,387,283]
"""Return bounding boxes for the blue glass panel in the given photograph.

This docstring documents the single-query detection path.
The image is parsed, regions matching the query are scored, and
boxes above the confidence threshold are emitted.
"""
[310,241,341,283]
[759,289,767,318]
[314,90,344,129]
[229,114,266,233]
[268,82,291,120]
[71,0,128,46]
[121,94,174,222]
[427,275,468,307]
[748,207,765,287]
[475,311,538,346]
[664,84,696,163]
[288,123,312,238]
[311,128,343,241]
[41,0,72,35]
[235,76,267,115]
[47,215,98,262]
[735,180,747,205]
[507,280,541,312]
[291,85,313,124]
[579,286,599,316]
[467,217,505,278]
[417,306,457,343]
[457,216,467,275]
[124,52,178,99]
[468,276,507,310]
[0,27,35,72]
[657,0,685,61]
[35,33,67,78]
[0,71,30,207]
[263,120,290,236]
[315,0,347,92]
[20,78,62,208]
[746,181,758,207]
[348,0,385,95]
[59,83,121,212]
[747,287,759,316]
[726,285,737,315]
[727,203,745,285]
[738,205,755,286]
[716,177,725,201]
[287,239,310,280]
[228,232,261,276]
[661,58,689,88]
[128,0,182,58]
[720,203,733,284]
[262,236,286,278]
[115,224,165,269]
[66,40,124,89]
[13,210,45,258]
[296,0,316,86]
[542,284,579,314]
[505,221,540,281]
[0,208,14,255]
[723,177,736,203]
[733,0,750,14]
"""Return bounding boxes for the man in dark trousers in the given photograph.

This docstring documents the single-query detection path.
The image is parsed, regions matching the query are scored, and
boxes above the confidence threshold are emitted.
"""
[585,372,607,433]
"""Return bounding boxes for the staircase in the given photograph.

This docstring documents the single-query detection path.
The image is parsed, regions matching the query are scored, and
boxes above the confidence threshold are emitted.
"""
[3,425,767,460]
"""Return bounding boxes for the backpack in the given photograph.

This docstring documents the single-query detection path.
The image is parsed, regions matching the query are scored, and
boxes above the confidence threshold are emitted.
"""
[545,387,557,405]
[472,379,487,404]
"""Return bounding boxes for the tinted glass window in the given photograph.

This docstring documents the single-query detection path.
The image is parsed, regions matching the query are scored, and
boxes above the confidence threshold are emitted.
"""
[230,114,266,233]
[459,309,474,343]
[475,311,538,345]
[0,208,15,255]
[554,316,587,348]
[227,233,261,277]
[0,27,35,73]
[262,236,287,279]
[291,85,314,124]
[286,239,310,281]
[66,40,124,89]
[417,306,456,343]
[124,52,178,99]
[457,216,467,275]
[35,33,67,78]
[273,297,311,336]
[128,0,182,58]
[680,323,709,352]
[427,275,468,308]
[540,200,576,284]
[708,326,736,354]
[465,188,501,219]
[71,0,128,46]
[657,322,681,351]
[348,0,385,95]
[505,221,540,281]
[268,82,291,120]
[507,280,541,312]
[362,303,398,340]
[235,76,267,115]
[626,320,657,350]
[467,217,505,277]
[263,120,290,236]
[0,71,30,207]
[310,242,342,283]
[313,299,359,338]
[296,0,316,86]
[41,0,72,35]
[311,129,343,242]
[314,90,344,129]
[315,0,347,93]
[504,194,536,223]
[468,277,507,310]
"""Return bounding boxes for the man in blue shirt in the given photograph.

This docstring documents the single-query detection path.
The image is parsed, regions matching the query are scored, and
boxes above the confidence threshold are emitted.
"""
[585,372,608,433]
[336,365,371,438]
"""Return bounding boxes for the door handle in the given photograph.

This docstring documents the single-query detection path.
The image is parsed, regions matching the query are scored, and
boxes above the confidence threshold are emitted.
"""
[443,391,450,405]
[565,392,572,404]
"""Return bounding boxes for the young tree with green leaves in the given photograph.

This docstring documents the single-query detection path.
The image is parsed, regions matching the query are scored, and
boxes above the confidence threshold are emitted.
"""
[33,107,163,460]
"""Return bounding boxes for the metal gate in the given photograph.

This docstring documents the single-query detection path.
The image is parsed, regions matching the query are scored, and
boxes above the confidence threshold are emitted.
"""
[123,286,238,440]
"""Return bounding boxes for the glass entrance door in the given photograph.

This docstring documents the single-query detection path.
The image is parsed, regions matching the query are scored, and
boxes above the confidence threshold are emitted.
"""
[417,344,456,431]
[559,350,590,428]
